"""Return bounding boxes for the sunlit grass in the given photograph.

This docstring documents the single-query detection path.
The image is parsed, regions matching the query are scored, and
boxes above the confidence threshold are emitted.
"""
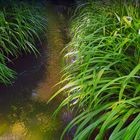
[50,1,140,139]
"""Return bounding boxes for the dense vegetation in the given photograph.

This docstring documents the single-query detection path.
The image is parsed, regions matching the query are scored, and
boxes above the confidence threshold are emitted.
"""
[51,1,140,139]
[0,2,46,84]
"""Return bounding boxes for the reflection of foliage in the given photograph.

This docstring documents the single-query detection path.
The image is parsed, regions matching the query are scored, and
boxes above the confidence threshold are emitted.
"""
[7,100,63,139]
[0,119,8,136]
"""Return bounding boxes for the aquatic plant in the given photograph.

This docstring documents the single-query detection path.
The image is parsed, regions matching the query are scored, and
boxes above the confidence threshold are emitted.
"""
[50,1,140,139]
[0,3,47,84]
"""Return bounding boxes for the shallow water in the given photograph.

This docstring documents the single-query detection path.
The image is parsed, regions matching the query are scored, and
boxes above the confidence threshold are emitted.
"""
[0,5,72,140]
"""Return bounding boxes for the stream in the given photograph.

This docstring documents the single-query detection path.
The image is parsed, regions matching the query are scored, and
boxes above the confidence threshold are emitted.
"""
[0,4,72,140]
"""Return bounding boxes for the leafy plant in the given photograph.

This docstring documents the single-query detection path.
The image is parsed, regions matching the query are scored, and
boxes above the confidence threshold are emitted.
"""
[50,1,140,139]
[0,2,47,84]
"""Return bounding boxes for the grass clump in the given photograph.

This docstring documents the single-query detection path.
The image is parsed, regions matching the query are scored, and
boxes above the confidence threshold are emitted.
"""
[51,1,140,139]
[0,2,47,84]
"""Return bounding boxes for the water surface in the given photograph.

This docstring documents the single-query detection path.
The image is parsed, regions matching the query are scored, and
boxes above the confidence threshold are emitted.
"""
[0,5,72,140]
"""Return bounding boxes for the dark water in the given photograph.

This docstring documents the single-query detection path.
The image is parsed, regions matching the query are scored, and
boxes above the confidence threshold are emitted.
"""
[0,5,73,140]
[0,49,63,140]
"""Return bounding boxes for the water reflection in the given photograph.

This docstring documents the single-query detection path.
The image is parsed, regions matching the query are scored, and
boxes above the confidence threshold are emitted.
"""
[0,3,73,139]
[0,100,63,140]
[7,100,63,140]
[0,49,64,140]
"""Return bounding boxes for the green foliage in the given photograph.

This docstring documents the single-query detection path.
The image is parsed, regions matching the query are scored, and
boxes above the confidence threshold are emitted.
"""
[51,1,140,139]
[0,3,47,84]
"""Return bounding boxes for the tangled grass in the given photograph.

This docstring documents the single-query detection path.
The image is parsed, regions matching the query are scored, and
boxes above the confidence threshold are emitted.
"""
[50,1,140,139]
[0,2,47,84]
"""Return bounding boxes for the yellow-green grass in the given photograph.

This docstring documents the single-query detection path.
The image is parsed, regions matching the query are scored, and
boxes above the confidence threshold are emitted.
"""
[50,1,140,139]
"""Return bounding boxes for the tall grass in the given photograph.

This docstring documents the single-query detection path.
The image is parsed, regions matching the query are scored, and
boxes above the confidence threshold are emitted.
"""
[50,1,140,139]
[0,3,47,84]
